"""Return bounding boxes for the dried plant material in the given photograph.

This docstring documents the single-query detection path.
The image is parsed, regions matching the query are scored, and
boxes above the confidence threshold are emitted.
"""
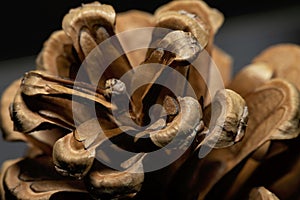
[158,31,203,62]
[211,46,233,86]
[269,147,300,200]
[1,1,274,200]
[87,159,144,199]
[53,133,95,178]
[130,30,203,124]
[62,2,115,61]
[228,62,273,97]
[104,78,128,98]
[1,156,91,200]
[213,79,300,198]
[163,90,248,200]
[10,71,115,153]
[201,89,247,148]
[11,71,111,139]
[223,141,289,199]
[169,79,300,200]
[116,10,153,33]
[155,0,224,53]
[153,7,213,103]
[249,187,279,200]
[11,88,59,133]
[0,158,22,199]
[155,11,209,50]
[11,91,65,154]
[36,30,80,78]
[253,44,300,89]
[21,70,113,110]
[62,2,132,86]
[224,158,262,200]
[0,79,26,141]
[218,137,299,200]
[116,10,154,67]
[229,44,300,97]
[163,95,179,116]
[224,141,287,200]
[74,118,108,148]
[245,79,300,141]
[135,96,202,148]
[7,82,66,154]
[73,116,134,151]
[155,0,224,34]
[152,11,209,99]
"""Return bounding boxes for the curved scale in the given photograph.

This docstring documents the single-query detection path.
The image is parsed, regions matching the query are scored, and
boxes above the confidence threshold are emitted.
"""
[1,156,90,200]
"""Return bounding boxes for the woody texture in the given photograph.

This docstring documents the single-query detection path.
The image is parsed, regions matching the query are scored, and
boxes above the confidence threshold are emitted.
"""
[0,1,299,200]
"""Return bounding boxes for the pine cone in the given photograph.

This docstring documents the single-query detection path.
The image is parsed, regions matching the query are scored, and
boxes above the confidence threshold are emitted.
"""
[0,1,299,200]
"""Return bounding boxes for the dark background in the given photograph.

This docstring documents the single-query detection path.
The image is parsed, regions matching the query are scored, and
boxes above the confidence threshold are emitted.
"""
[0,1,299,164]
